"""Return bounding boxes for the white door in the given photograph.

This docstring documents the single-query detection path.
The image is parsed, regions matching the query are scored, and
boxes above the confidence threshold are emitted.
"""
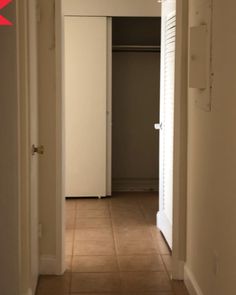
[64,17,107,198]
[157,0,176,249]
[29,0,39,290]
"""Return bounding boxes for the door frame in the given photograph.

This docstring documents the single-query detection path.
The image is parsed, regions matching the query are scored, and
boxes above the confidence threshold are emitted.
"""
[18,0,39,293]
[171,0,188,279]
[54,0,188,279]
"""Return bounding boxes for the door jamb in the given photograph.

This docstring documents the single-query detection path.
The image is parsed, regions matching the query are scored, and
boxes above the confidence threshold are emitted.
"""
[17,0,39,293]
[172,0,188,280]
[54,0,188,279]
[55,0,65,274]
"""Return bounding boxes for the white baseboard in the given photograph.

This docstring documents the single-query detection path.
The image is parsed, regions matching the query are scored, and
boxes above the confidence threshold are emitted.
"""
[184,265,204,295]
[112,178,158,192]
[157,210,172,249]
[39,255,58,274]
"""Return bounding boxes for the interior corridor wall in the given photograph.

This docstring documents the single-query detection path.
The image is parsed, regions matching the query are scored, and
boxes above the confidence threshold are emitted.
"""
[0,2,20,294]
[186,0,236,294]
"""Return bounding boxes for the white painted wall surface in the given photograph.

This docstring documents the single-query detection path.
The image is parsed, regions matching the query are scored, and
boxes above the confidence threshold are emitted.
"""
[63,0,161,16]
[0,2,20,294]
[186,0,236,294]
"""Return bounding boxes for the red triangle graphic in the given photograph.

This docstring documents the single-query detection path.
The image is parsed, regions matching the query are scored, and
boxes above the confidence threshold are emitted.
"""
[0,0,12,10]
[0,15,12,26]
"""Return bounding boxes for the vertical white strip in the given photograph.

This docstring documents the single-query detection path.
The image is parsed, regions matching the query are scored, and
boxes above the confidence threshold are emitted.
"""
[106,17,112,196]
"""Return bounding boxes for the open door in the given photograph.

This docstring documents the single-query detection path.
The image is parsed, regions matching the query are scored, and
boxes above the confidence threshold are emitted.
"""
[64,16,107,198]
[157,0,176,249]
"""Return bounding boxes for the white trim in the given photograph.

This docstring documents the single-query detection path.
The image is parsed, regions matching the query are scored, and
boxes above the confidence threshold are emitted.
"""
[55,0,65,275]
[157,211,172,248]
[184,265,204,295]
[106,16,112,196]
[171,0,188,281]
[39,255,58,274]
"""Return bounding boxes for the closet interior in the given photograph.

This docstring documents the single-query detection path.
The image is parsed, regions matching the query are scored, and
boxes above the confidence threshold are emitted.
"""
[112,17,161,192]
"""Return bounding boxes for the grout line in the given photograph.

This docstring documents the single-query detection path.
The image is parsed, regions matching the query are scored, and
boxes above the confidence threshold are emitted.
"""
[108,195,123,292]
[65,194,181,295]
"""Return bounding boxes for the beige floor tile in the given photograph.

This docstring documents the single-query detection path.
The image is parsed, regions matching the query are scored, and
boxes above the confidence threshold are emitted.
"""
[111,209,144,219]
[171,280,189,295]
[118,255,165,272]
[154,239,171,255]
[115,238,157,255]
[120,271,172,292]
[71,293,121,295]
[114,226,153,241]
[145,215,158,226]
[112,216,147,227]
[36,274,70,295]
[76,199,109,210]
[65,255,72,272]
[74,228,114,241]
[72,255,118,272]
[76,208,110,218]
[71,273,121,293]
[162,255,172,273]
[65,229,74,243]
[110,202,141,211]
[123,293,174,295]
[65,241,73,256]
[65,199,77,210]
[73,240,116,255]
[65,211,75,229]
[75,217,112,228]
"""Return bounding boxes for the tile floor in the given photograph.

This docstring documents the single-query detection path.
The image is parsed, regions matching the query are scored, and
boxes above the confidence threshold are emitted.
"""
[36,192,189,295]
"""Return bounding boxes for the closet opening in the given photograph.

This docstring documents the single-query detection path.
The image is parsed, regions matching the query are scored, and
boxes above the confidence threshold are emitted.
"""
[111,17,161,194]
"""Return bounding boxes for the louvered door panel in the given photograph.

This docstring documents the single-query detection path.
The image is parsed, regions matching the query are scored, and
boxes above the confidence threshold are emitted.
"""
[158,12,176,249]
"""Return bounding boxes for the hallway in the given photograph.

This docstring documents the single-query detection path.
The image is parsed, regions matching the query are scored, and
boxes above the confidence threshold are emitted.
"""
[36,193,189,294]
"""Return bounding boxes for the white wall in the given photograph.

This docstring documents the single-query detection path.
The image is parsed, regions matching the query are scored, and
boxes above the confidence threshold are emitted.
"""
[186,0,236,294]
[0,2,20,294]
[63,0,161,16]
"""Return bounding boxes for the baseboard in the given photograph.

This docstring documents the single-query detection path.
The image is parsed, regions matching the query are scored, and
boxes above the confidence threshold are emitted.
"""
[39,255,58,274]
[184,265,204,295]
[157,210,172,249]
[112,178,158,192]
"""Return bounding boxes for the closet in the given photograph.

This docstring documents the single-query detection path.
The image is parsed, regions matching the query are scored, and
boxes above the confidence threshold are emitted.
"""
[64,16,161,197]
[112,17,161,192]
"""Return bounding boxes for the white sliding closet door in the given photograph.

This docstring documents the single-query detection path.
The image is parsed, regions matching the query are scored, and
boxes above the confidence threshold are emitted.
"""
[65,17,107,197]
[157,0,176,248]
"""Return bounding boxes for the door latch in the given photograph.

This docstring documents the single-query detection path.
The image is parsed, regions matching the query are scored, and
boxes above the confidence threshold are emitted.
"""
[32,144,44,155]
[154,123,163,130]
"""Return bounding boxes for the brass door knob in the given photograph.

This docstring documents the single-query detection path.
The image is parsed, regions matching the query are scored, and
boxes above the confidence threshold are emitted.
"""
[32,144,44,155]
